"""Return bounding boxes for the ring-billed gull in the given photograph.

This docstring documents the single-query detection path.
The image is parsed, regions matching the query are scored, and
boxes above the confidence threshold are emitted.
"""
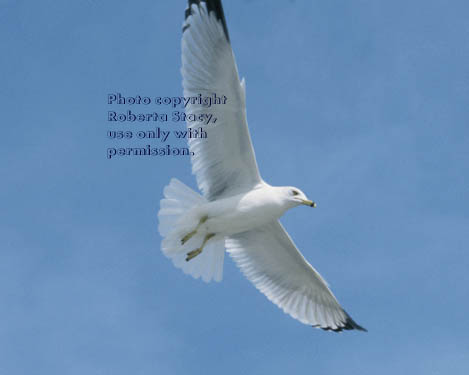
[158,0,366,332]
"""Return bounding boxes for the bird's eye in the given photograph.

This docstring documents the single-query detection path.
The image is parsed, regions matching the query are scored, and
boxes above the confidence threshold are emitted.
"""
[291,190,299,196]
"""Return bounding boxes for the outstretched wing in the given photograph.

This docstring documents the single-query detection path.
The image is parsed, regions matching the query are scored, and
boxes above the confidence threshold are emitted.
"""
[182,0,262,201]
[226,221,367,332]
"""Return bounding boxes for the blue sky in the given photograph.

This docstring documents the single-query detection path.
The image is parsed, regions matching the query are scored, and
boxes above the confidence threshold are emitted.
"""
[1,0,468,374]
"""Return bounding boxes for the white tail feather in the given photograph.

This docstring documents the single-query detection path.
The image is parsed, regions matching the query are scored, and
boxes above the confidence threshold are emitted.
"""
[158,178,225,282]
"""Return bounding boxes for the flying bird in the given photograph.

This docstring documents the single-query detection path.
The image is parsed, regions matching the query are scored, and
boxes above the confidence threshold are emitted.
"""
[158,0,366,332]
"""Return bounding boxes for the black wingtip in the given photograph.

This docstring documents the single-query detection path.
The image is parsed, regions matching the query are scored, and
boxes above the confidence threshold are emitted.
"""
[313,311,367,333]
[184,0,231,43]
[342,312,368,332]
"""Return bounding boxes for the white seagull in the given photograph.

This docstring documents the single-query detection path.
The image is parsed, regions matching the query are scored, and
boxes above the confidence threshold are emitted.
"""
[158,0,366,332]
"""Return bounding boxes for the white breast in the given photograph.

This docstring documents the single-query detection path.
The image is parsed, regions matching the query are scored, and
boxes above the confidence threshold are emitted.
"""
[201,186,287,236]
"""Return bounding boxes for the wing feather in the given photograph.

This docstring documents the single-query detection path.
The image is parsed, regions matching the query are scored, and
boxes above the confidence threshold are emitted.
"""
[226,221,366,332]
[182,0,262,200]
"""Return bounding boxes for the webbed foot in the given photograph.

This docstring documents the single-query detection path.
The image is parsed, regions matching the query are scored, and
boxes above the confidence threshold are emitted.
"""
[186,248,202,261]
[181,230,196,245]
[185,233,215,262]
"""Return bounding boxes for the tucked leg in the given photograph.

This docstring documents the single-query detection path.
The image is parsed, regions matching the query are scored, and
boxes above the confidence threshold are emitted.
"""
[181,215,208,245]
[186,233,215,261]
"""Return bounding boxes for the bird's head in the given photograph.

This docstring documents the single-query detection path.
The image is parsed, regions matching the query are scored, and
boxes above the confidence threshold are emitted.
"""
[282,186,316,208]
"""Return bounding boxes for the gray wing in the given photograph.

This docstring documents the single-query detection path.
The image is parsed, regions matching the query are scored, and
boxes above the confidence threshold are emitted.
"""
[226,221,367,332]
[182,0,262,201]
